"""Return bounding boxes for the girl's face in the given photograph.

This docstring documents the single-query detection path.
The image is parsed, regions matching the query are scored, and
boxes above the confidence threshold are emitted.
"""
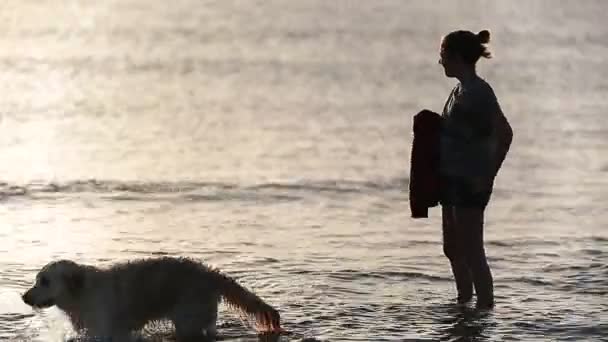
[438,44,463,78]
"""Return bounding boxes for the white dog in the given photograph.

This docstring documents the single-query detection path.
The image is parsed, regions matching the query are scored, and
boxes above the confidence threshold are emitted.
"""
[22,257,283,341]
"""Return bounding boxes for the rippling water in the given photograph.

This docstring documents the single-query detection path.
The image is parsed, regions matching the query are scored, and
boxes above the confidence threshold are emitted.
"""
[1,1,607,341]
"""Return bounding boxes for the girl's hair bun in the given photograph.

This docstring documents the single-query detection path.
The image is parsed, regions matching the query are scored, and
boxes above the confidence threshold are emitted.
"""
[477,30,491,44]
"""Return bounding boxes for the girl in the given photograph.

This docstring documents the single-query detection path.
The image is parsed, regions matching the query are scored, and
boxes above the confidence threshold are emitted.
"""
[438,29,513,309]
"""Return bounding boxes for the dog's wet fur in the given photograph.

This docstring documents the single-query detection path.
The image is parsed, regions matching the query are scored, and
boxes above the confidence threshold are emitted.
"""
[22,257,282,341]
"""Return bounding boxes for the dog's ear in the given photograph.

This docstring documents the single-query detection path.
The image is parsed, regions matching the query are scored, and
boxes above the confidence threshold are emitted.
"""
[63,267,84,296]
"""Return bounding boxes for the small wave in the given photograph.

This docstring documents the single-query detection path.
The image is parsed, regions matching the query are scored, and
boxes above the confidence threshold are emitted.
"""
[487,239,563,248]
[0,178,406,204]
[581,248,605,256]
[2,180,235,195]
[542,264,596,272]
[589,236,608,243]
[328,269,449,282]
[574,289,608,296]
[0,313,36,322]
[504,277,553,287]
[408,240,438,246]
[486,241,513,247]
[249,179,404,194]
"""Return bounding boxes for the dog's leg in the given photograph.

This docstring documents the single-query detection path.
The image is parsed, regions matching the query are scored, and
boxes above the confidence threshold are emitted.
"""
[173,314,206,342]
[201,298,219,340]
[86,316,133,342]
[109,332,133,342]
[173,304,218,342]
[203,308,218,339]
[174,327,206,342]
[205,319,217,339]
[171,295,219,341]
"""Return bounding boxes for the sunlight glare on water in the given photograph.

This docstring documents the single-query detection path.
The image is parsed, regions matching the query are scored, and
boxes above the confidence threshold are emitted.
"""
[1,1,607,341]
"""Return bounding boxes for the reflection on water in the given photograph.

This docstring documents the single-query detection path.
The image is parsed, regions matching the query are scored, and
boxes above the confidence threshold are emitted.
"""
[1,0,607,341]
[435,305,496,341]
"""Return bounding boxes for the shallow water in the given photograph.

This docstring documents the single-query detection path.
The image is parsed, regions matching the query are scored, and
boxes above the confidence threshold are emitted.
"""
[1,1,607,341]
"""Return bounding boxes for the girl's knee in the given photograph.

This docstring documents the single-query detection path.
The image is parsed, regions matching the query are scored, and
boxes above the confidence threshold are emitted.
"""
[443,242,462,261]
[464,248,489,267]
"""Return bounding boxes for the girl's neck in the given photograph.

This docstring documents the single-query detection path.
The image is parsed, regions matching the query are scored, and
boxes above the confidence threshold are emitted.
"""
[457,68,478,85]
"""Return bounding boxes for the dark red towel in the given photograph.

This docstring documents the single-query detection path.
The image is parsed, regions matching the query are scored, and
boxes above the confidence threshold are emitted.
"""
[409,109,441,218]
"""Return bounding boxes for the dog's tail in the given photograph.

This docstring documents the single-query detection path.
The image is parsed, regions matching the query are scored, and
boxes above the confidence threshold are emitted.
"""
[211,270,283,333]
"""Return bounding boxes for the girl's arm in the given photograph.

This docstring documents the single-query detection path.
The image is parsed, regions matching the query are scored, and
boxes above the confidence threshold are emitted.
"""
[493,109,513,175]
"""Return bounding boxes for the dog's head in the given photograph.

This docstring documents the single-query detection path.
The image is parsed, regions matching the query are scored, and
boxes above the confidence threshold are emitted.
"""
[22,260,85,309]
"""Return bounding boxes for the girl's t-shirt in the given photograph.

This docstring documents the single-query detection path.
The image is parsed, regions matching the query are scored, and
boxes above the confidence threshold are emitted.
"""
[440,76,501,182]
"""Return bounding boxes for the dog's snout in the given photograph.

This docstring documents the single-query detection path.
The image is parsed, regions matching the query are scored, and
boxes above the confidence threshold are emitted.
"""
[22,291,32,305]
